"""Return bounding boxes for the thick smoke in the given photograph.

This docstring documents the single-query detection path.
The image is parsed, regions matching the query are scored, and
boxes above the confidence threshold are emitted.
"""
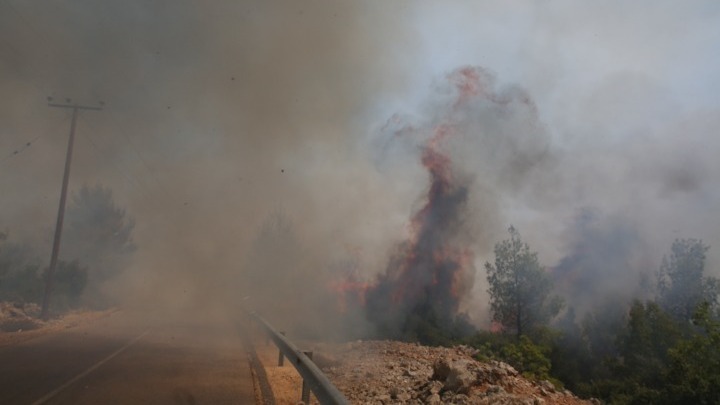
[366,118,474,338]
[1,2,718,336]
[0,1,416,325]
[365,67,551,336]
[551,209,654,315]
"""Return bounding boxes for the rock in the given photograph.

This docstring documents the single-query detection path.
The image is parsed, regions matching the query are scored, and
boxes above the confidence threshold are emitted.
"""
[304,340,592,405]
[451,393,470,404]
[403,369,418,377]
[432,357,452,381]
[444,360,476,393]
[539,380,555,393]
[427,381,443,395]
[474,367,492,385]
[426,393,442,404]
[313,352,341,369]
[456,345,480,358]
[486,384,505,396]
[431,358,478,394]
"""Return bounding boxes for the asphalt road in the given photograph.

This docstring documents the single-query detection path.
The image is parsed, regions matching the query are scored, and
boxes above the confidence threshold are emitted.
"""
[0,311,256,404]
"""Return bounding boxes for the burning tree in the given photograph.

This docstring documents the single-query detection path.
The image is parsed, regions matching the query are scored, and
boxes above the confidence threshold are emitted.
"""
[365,139,475,343]
[362,66,550,344]
[364,68,488,343]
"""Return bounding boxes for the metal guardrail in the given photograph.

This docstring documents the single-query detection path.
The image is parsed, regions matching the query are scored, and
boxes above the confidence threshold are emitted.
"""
[248,311,349,405]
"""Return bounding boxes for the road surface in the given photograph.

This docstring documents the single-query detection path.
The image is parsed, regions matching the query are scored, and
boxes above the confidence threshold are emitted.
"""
[0,311,256,404]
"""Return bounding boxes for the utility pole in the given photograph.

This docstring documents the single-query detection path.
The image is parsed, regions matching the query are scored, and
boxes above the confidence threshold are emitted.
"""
[41,99,102,320]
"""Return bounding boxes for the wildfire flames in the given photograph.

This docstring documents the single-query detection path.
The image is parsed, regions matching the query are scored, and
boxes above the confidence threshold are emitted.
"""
[328,277,370,314]
[326,67,526,340]
[358,68,490,338]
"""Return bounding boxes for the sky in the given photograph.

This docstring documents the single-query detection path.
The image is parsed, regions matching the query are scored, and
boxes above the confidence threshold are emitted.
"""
[1,1,719,327]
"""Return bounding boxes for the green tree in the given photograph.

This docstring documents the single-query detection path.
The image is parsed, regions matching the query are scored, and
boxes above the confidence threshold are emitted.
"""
[580,301,682,404]
[616,301,680,385]
[46,260,88,310]
[665,302,720,404]
[657,238,719,321]
[501,335,554,380]
[0,231,10,278]
[486,226,563,339]
[58,184,135,308]
[0,235,43,303]
[581,297,628,365]
[62,184,136,284]
[465,329,558,383]
[0,265,42,303]
[550,308,597,393]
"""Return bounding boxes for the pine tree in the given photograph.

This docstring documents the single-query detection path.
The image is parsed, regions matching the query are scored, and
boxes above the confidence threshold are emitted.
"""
[485,226,563,338]
[657,238,719,321]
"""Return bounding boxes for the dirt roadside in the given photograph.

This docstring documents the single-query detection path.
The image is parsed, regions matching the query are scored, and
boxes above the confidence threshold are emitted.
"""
[0,302,116,348]
[253,336,594,405]
[253,337,316,405]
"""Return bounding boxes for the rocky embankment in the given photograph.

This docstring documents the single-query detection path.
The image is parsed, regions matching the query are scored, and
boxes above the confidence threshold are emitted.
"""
[312,340,594,405]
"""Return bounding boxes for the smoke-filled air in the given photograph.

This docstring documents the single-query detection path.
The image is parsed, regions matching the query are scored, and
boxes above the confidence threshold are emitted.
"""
[2,1,720,402]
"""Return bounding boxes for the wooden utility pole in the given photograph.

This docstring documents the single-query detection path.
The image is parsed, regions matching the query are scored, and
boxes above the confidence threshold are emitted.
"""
[41,100,102,320]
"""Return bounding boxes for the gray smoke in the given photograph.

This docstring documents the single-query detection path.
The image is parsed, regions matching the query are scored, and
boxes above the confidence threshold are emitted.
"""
[1,1,718,333]
[551,209,653,316]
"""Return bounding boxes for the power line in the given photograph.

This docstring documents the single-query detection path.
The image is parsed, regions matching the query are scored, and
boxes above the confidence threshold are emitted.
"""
[0,114,71,165]
[0,135,41,162]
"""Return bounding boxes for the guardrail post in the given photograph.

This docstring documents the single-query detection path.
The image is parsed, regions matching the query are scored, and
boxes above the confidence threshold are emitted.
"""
[301,351,314,404]
[277,332,286,366]
[246,311,349,404]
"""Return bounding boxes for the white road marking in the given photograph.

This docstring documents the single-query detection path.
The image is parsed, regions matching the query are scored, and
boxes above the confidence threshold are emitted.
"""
[31,329,150,405]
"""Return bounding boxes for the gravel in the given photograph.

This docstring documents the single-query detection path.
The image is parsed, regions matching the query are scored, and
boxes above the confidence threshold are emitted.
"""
[307,340,593,405]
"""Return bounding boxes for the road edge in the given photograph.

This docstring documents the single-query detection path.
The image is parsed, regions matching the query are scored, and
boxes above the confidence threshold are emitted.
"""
[240,325,276,405]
